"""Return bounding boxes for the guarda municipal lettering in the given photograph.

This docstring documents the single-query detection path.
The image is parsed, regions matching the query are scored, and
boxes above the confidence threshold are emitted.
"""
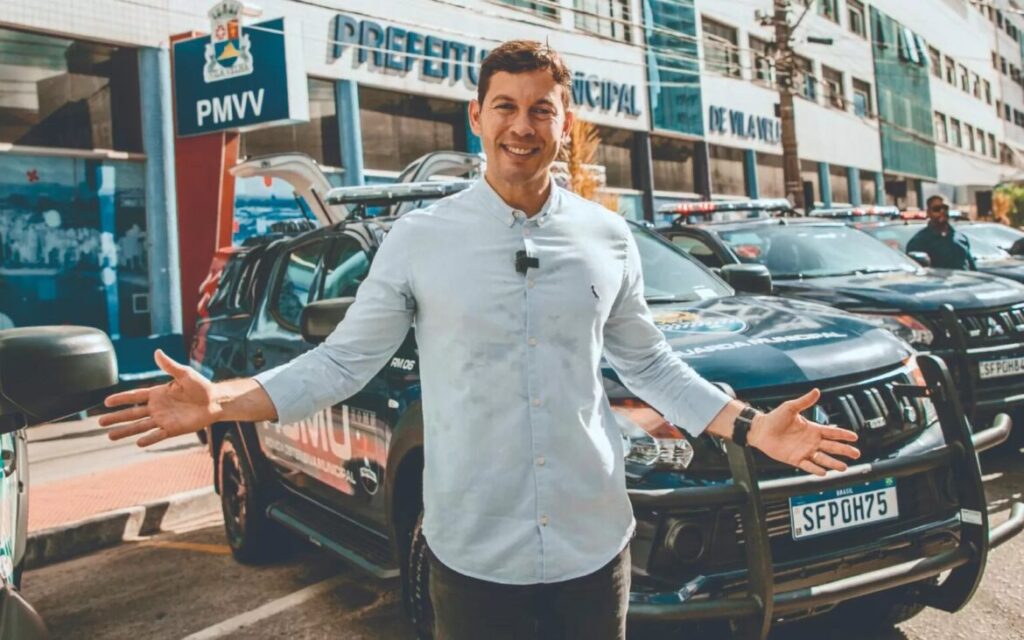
[196,88,265,126]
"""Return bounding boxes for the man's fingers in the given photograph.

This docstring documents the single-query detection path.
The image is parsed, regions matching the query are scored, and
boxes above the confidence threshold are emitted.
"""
[819,439,861,460]
[137,427,169,448]
[155,349,190,380]
[798,459,827,477]
[104,387,151,408]
[107,418,157,441]
[98,406,149,427]
[783,388,821,414]
[818,425,859,442]
[812,452,849,472]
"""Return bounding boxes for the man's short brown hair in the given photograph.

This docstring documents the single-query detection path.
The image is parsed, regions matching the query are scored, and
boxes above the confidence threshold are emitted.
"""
[477,40,573,108]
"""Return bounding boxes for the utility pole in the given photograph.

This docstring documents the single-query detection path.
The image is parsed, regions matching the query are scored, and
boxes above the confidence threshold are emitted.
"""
[772,0,804,210]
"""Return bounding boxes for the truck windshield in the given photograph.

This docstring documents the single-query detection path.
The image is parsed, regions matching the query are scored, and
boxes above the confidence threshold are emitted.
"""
[959,223,1024,256]
[718,224,919,279]
[631,225,732,302]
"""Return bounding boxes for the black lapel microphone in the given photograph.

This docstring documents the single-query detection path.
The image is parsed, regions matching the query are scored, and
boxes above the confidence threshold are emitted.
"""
[515,250,539,275]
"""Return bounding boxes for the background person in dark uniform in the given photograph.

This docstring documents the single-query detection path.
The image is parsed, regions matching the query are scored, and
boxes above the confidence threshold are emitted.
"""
[907,194,976,270]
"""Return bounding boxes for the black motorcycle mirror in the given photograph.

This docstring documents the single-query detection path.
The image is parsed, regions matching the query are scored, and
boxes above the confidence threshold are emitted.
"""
[0,327,118,434]
[720,264,773,295]
[908,251,932,267]
[301,297,357,344]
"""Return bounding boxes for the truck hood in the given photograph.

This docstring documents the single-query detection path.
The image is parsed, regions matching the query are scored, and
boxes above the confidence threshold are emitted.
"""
[771,268,1024,313]
[977,259,1024,285]
[644,296,912,395]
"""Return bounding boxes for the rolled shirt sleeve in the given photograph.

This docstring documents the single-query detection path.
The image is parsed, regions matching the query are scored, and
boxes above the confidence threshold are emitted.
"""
[253,217,416,425]
[601,229,732,436]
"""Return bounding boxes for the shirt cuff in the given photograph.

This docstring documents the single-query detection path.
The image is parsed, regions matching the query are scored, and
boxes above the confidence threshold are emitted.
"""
[677,384,733,438]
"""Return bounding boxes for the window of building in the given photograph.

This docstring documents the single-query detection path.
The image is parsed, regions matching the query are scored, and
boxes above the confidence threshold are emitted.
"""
[750,36,775,86]
[1006,104,1013,121]
[497,0,558,20]
[848,0,866,38]
[574,0,632,43]
[852,78,873,117]
[989,133,997,159]
[945,56,957,84]
[997,99,1003,119]
[358,87,463,173]
[702,17,741,78]
[650,135,696,194]
[593,125,635,189]
[959,64,970,92]
[984,79,992,104]
[977,128,987,155]
[998,9,1005,28]
[1016,110,1024,127]
[756,153,786,198]
[965,123,976,152]
[709,145,746,196]
[1013,66,1022,83]
[822,66,844,109]
[928,46,942,78]
[950,118,962,147]
[993,51,1000,70]
[795,55,817,100]
[818,0,839,23]
[241,78,340,167]
[1001,56,1008,75]
[933,111,948,144]
[0,27,142,151]
[972,72,981,99]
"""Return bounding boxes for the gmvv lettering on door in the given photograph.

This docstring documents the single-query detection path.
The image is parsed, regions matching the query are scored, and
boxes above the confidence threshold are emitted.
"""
[196,89,265,126]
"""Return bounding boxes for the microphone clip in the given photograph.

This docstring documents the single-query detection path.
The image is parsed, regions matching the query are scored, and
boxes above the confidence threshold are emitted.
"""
[515,250,540,275]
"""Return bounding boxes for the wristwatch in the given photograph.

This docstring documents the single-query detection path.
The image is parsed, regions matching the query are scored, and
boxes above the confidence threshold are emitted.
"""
[732,405,758,448]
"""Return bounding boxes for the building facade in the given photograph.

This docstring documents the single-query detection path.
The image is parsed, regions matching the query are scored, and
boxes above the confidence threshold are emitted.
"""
[1,0,1023,367]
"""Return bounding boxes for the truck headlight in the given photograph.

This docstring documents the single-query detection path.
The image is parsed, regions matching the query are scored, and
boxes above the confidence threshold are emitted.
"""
[859,313,934,347]
[612,400,694,471]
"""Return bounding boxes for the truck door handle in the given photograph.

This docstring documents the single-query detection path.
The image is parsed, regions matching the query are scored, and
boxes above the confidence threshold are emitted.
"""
[252,349,266,369]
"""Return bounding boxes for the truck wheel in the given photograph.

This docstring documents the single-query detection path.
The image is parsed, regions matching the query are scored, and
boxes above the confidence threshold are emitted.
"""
[403,512,434,640]
[826,577,936,631]
[218,429,286,564]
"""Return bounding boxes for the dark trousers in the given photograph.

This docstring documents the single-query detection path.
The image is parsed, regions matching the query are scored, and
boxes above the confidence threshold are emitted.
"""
[427,544,631,640]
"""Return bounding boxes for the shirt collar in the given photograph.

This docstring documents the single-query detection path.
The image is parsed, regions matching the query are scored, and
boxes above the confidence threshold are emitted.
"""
[472,175,561,227]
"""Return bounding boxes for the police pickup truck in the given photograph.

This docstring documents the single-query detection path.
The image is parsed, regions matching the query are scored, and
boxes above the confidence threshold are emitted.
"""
[657,199,1024,426]
[192,162,1023,640]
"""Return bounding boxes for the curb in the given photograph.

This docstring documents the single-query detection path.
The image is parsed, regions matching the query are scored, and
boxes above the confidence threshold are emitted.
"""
[25,487,220,570]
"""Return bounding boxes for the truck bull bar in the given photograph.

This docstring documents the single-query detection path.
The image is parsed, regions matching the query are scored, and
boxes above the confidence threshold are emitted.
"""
[626,355,1024,639]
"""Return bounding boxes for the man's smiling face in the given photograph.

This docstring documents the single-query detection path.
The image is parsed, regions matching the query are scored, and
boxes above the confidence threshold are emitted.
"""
[469,69,574,189]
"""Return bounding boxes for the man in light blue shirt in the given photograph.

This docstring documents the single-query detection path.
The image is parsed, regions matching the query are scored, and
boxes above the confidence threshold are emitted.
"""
[101,40,859,640]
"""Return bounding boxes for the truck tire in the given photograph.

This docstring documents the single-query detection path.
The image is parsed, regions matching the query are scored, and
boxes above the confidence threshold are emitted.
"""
[825,577,937,631]
[404,512,434,640]
[218,429,287,564]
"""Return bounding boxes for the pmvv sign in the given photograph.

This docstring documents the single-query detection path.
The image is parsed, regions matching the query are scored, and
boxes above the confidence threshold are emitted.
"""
[173,6,308,137]
[707,105,781,144]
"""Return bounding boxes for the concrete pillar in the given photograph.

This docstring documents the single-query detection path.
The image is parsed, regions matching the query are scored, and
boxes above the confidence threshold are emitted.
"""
[847,166,861,205]
[694,141,712,200]
[818,161,832,208]
[744,149,759,198]
[632,131,656,222]
[138,46,182,336]
[336,79,365,186]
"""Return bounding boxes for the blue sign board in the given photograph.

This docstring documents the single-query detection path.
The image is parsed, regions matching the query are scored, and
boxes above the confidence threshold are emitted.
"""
[708,105,781,144]
[173,11,309,137]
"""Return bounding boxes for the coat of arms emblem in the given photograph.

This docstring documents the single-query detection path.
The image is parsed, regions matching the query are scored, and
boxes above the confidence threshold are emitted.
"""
[204,0,254,82]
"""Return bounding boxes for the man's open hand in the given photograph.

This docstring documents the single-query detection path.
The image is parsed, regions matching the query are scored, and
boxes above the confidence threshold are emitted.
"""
[98,349,221,447]
[749,388,860,476]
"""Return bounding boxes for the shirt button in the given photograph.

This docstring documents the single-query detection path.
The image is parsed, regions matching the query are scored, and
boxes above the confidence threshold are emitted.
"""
[537,455,545,466]
[532,398,542,407]
[527,279,536,289]
[528,337,538,346]
[540,515,549,526]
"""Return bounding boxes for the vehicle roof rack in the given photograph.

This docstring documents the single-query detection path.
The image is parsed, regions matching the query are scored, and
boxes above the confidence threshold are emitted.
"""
[325,179,474,212]
[810,205,901,220]
[659,198,796,225]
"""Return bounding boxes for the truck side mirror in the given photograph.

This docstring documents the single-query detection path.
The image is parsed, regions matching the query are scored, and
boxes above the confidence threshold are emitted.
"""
[908,251,932,267]
[1010,238,1024,257]
[720,264,773,295]
[300,297,356,344]
[0,327,118,433]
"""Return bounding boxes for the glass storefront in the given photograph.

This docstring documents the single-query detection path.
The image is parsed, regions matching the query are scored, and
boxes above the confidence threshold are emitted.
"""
[650,135,696,194]
[861,169,878,205]
[240,78,340,167]
[359,87,465,172]
[593,125,635,189]
[829,164,850,204]
[800,159,820,205]
[708,144,745,196]
[756,152,785,198]
[0,27,148,340]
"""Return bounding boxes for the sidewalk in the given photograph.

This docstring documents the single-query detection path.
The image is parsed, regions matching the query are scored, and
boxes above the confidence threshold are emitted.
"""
[25,416,220,568]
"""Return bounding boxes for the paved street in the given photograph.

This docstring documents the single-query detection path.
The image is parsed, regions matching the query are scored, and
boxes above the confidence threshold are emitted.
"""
[23,447,1024,640]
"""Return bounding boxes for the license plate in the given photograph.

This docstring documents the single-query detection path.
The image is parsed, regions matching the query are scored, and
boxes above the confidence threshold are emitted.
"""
[979,356,1024,379]
[790,478,898,540]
